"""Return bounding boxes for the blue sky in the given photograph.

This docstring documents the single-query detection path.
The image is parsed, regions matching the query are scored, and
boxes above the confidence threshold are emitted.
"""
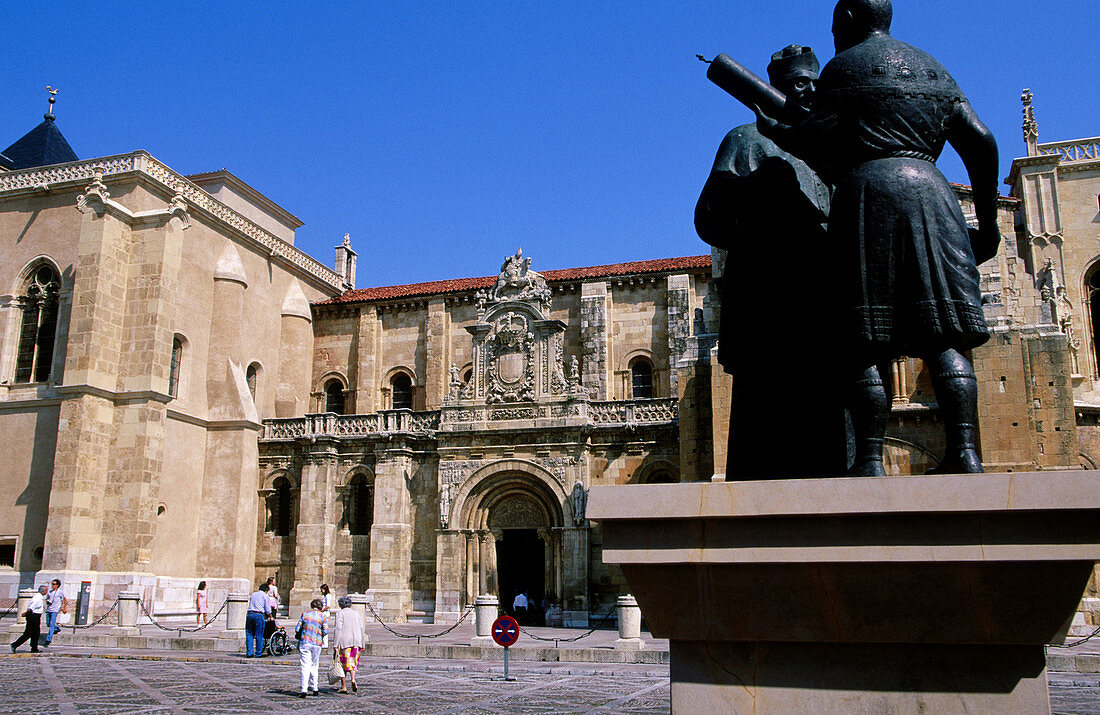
[3,1,1094,287]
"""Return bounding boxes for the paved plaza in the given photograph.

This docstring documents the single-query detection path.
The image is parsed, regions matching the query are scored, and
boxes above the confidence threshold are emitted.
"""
[0,654,669,714]
[0,652,1098,713]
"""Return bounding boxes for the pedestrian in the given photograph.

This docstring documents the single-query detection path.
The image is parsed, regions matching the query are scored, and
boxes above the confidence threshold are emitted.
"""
[11,585,47,653]
[195,581,208,626]
[318,583,331,648]
[44,579,67,646]
[332,595,365,693]
[512,590,528,625]
[295,598,327,698]
[245,582,271,657]
[266,576,280,614]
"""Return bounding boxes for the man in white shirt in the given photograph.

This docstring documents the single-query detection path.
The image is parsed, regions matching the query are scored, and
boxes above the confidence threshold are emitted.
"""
[245,583,272,657]
[11,585,47,653]
[512,591,529,625]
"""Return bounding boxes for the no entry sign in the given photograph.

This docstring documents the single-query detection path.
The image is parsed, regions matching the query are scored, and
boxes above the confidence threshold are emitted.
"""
[491,615,520,647]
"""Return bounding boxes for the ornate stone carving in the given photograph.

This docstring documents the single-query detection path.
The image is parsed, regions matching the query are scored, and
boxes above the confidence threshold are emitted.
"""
[569,481,587,526]
[490,406,539,420]
[488,248,551,306]
[485,312,536,403]
[439,482,453,529]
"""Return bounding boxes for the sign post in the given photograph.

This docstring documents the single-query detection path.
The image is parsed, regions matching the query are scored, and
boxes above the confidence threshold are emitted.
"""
[491,614,520,681]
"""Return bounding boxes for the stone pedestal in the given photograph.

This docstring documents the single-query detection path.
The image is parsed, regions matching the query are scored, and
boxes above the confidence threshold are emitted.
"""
[615,594,644,650]
[111,591,141,636]
[220,591,248,639]
[589,471,1100,713]
[8,589,34,632]
[472,594,498,646]
[347,593,371,643]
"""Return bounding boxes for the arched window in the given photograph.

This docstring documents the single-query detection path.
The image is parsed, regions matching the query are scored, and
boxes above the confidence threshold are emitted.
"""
[14,264,61,383]
[1089,267,1100,378]
[267,476,294,537]
[168,337,184,398]
[347,475,374,536]
[246,362,261,401]
[630,358,654,399]
[391,373,413,410]
[324,378,346,414]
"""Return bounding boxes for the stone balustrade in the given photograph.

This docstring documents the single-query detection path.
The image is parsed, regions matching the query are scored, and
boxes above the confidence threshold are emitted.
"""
[1038,137,1100,164]
[261,398,678,441]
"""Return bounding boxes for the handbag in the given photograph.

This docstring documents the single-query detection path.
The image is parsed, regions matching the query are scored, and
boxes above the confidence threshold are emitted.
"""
[327,654,345,685]
[294,619,304,640]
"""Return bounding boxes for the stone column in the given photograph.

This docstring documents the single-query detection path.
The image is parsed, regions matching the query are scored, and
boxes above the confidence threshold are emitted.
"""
[472,594,498,645]
[478,532,489,594]
[354,307,380,413]
[561,527,589,627]
[222,591,248,637]
[112,591,140,636]
[666,274,692,397]
[9,589,34,630]
[424,299,448,410]
[274,281,314,418]
[466,532,477,602]
[615,594,644,650]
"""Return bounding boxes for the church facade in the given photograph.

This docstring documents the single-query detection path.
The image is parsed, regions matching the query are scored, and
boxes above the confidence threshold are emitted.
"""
[1,96,1098,626]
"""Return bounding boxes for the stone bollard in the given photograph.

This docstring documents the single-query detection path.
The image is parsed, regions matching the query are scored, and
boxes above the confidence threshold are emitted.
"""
[9,588,34,631]
[471,594,498,646]
[614,594,644,650]
[111,591,141,636]
[347,593,371,643]
[220,591,248,638]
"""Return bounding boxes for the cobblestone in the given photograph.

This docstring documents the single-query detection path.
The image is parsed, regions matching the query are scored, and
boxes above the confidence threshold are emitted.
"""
[1,653,1097,713]
[0,654,669,713]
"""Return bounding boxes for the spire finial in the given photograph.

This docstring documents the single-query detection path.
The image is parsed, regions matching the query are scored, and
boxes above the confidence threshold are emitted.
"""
[45,86,59,120]
[342,232,351,247]
[1022,88,1038,156]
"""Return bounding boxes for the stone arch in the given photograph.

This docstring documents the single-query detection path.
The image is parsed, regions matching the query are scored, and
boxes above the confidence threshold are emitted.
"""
[632,457,680,484]
[452,459,568,531]
[382,365,417,410]
[260,468,299,492]
[12,255,64,294]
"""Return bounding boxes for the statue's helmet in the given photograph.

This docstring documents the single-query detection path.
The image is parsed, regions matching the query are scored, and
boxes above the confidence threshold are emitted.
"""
[766,45,820,85]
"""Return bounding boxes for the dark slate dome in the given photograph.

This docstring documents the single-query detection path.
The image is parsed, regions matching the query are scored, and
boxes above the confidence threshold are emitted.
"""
[2,114,78,170]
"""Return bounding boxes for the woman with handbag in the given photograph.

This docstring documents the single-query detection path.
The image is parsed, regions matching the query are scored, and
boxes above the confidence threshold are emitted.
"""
[332,596,365,693]
[294,599,328,698]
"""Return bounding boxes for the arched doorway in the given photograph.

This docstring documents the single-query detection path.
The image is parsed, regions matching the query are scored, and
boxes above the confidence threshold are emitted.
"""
[457,467,564,621]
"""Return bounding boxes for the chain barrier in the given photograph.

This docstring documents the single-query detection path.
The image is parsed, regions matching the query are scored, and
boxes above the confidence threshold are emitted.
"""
[507,601,619,646]
[363,601,475,644]
[1064,624,1100,648]
[138,598,230,637]
[0,601,16,620]
[68,597,121,632]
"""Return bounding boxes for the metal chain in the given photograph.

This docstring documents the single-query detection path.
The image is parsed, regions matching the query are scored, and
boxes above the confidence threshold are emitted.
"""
[508,601,618,643]
[138,598,229,634]
[1064,624,1100,648]
[363,601,475,641]
[0,601,16,620]
[69,597,121,631]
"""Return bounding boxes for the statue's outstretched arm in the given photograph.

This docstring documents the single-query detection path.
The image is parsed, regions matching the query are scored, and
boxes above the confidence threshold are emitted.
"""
[948,101,1001,264]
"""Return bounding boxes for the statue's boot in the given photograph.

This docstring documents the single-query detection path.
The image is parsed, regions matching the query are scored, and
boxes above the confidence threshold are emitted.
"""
[926,349,984,474]
[847,365,888,476]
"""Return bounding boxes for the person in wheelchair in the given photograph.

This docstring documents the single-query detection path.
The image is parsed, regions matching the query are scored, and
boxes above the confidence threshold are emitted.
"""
[263,614,290,656]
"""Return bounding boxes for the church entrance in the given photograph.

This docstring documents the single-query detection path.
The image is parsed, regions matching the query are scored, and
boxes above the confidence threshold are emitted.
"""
[496,528,545,624]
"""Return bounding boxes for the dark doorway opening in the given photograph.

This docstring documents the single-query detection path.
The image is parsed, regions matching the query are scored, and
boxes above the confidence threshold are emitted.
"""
[495,528,545,625]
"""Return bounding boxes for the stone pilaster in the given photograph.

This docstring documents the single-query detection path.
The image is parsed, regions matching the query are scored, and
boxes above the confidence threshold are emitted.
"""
[433,530,465,623]
[289,442,340,609]
[666,274,692,396]
[579,282,610,400]
[354,307,380,414]
[275,281,313,418]
[369,442,416,621]
[560,526,589,626]
[424,299,448,410]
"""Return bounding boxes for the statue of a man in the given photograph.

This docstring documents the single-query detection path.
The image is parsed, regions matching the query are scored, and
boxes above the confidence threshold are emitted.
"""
[696,45,849,479]
[756,0,1001,474]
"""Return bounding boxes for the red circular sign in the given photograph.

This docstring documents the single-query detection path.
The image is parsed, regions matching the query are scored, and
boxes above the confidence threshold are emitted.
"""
[491,615,520,647]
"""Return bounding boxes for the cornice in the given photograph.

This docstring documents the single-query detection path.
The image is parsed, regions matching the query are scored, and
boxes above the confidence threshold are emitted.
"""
[0,152,341,293]
[56,383,172,405]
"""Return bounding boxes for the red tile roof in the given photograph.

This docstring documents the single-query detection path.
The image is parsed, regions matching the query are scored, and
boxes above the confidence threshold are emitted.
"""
[318,255,711,305]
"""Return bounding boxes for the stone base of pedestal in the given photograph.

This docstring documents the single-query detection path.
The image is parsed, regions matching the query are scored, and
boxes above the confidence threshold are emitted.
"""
[110,627,140,636]
[470,636,494,646]
[217,631,244,640]
[671,641,1048,712]
[589,471,1100,714]
[614,638,644,650]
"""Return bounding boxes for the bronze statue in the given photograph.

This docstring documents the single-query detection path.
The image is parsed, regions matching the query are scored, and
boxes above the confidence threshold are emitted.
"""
[704,0,1000,476]
[696,45,849,479]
